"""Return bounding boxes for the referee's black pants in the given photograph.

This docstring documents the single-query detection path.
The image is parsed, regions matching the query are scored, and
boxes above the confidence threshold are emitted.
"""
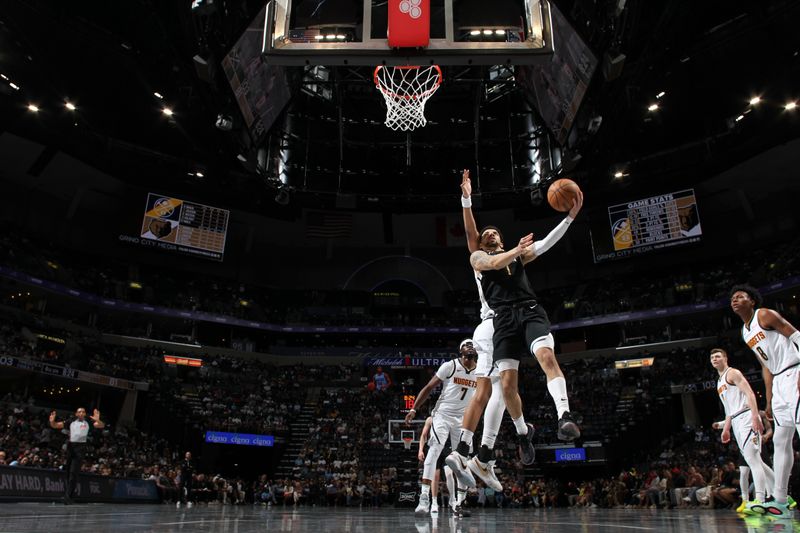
[65,442,86,499]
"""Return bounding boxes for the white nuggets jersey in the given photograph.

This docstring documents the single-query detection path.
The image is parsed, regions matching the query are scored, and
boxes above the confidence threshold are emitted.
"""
[475,272,495,320]
[717,368,749,417]
[431,359,478,418]
[742,309,800,374]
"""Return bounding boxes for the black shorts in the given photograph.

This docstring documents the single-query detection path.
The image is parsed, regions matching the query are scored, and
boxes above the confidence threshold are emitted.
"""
[492,301,551,362]
[436,443,451,469]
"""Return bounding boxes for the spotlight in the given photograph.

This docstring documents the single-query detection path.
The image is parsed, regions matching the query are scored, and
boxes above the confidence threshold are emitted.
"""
[495,29,505,35]
[162,107,174,116]
[614,171,624,178]
[735,114,744,122]
[656,91,666,99]
[154,92,164,99]
[27,104,39,113]
[647,103,658,112]
[785,101,797,111]
[0,74,6,80]
[314,35,324,40]
[470,30,480,36]
[9,82,20,90]
[195,171,204,178]
[65,101,76,111]
[749,96,761,106]
[325,34,336,40]
[336,34,345,40]
[482,29,492,35]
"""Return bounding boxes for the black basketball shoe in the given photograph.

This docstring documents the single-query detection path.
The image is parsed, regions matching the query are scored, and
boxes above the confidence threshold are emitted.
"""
[557,411,581,441]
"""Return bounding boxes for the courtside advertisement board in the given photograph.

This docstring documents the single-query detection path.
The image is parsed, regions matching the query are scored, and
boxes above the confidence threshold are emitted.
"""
[139,193,229,261]
[591,189,702,263]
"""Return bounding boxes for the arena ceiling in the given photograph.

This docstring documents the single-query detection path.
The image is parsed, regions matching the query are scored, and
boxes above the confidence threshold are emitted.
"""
[0,0,798,215]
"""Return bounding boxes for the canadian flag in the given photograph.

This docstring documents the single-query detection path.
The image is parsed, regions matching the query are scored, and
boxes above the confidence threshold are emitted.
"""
[435,215,466,247]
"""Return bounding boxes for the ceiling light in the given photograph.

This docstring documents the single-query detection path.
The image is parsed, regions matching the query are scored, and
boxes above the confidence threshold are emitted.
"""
[27,104,39,113]
[154,92,164,99]
[325,34,336,40]
[336,34,345,40]
[483,29,493,35]
[749,96,761,106]
[495,29,505,35]
[785,101,797,111]
[314,35,324,40]
[656,91,665,99]
[65,101,76,111]
[735,114,744,122]
[195,171,204,178]
[162,107,174,116]
[9,82,20,90]
[470,30,480,36]
[0,74,7,80]
[647,103,658,112]
[614,171,624,178]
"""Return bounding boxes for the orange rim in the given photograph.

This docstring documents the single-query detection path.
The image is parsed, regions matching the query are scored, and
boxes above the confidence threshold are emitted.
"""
[374,65,442,101]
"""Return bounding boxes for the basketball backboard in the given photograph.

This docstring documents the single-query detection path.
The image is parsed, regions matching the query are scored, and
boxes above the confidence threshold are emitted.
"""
[262,0,554,66]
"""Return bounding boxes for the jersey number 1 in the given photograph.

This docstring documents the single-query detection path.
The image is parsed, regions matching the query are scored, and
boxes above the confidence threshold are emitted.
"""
[756,346,769,361]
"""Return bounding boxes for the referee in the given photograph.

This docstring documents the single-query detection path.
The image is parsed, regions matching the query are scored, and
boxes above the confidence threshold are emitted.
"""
[49,407,105,504]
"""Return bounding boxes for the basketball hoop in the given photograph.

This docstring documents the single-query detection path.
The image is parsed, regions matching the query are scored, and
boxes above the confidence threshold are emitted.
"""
[374,65,442,131]
[402,435,414,450]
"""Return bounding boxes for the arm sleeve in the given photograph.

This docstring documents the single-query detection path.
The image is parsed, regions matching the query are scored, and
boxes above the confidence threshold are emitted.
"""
[531,216,573,257]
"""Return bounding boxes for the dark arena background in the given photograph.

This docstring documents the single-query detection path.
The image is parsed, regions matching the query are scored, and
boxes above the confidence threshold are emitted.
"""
[1,1,799,532]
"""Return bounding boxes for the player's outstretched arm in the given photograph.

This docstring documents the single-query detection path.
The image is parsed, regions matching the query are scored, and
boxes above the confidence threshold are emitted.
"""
[470,233,533,271]
[404,375,444,423]
[48,410,64,430]
[728,368,765,434]
[521,192,584,264]
[460,170,480,254]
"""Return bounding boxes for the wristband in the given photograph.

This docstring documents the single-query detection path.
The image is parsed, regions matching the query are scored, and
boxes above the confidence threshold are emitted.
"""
[409,408,416,413]
[461,196,472,208]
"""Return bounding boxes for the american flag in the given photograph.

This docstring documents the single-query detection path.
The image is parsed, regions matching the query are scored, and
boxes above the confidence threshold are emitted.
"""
[306,211,353,239]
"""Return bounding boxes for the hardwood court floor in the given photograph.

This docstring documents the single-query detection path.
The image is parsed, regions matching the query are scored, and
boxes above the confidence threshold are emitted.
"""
[0,503,796,532]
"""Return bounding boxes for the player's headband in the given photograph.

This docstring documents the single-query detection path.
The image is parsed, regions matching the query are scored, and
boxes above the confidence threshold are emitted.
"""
[459,339,474,350]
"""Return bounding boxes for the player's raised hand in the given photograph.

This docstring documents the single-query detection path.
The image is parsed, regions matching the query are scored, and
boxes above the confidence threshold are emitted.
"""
[516,233,534,255]
[460,169,472,198]
[568,189,584,219]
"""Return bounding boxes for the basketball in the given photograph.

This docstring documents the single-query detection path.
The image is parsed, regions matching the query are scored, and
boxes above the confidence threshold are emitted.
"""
[547,179,581,212]
[367,381,376,391]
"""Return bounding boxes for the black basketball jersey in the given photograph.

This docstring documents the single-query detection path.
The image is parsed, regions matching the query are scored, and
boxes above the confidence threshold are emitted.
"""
[479,253,538,308]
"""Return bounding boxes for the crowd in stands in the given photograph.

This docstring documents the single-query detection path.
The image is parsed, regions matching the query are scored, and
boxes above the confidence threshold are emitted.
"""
[2,229,799,333]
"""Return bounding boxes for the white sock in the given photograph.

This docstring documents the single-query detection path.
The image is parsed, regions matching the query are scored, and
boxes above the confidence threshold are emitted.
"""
[512,415,528,435]
[459,429,474,445]
[739,466,751,501]
[764,463,775,498]
[444,466,456,506]
[481,380,505,449]
[421,484,430,497]
[772,426,794,504]
[546,377,570,419]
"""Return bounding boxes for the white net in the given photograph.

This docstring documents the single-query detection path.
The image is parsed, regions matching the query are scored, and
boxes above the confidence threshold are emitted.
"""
[374,65,442,131]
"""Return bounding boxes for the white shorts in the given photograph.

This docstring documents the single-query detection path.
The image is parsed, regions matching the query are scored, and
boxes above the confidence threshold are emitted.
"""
[429,412,463,450]
[731,411,761,453]
[771,365,800,428]
[473,317,498,381]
